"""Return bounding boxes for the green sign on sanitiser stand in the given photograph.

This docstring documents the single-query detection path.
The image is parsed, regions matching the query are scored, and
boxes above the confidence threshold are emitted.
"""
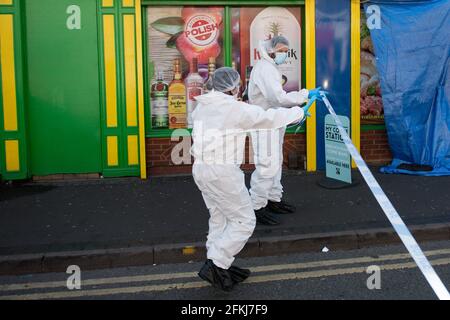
[325,114,351,184]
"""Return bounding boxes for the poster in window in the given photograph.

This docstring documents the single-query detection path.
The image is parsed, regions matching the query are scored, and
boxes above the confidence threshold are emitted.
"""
[360,8,384,124]
[232,7,302,93]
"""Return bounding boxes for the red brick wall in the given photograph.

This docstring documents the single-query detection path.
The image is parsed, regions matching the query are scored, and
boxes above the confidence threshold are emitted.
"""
[146,130,392,176]
[283,133,306,168]
[240,133,306,171]
[146,137,193,176]
[360,130,393,165]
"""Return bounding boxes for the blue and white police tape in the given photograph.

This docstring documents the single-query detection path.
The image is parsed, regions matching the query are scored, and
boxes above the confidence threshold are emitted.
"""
[320,92,450,300]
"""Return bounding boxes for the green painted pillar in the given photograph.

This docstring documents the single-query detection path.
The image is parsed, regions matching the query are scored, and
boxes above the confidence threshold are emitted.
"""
[0,0,28,180]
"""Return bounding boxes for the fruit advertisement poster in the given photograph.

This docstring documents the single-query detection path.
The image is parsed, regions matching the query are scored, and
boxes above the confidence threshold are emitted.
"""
[232,7,302,92]
[360,8,384,124]
[147,7,224,85]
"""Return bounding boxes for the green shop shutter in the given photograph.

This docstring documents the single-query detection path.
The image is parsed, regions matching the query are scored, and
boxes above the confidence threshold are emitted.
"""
[24,0,102,175]
[0,0,28,180]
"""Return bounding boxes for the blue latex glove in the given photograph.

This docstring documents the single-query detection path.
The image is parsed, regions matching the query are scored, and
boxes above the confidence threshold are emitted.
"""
[302,95,318,118]
[308,87,322,99]
[290,97,317,133]
[309,87,330,102]
[290,90,328,132]
[290,95,320,133]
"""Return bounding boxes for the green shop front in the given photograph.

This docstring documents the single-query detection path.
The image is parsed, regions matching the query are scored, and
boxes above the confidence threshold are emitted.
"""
[0,0,390,181]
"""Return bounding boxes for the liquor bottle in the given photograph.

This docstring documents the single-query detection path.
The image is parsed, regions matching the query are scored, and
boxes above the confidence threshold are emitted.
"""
[168,59,187,129]
[203,57,216,94]
[151,71,169,129]
[242,65,253,103]
[185,58,204,129]
[232,60,243,100]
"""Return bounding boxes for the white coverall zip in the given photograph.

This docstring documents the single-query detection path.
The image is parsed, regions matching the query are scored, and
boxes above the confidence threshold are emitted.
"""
[191,91,305,269]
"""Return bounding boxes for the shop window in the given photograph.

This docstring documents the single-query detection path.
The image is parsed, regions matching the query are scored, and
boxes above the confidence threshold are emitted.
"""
[145,5,304,137]
[146,6,224,131]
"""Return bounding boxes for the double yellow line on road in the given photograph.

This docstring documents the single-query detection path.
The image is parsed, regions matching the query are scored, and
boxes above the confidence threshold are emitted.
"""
[1,249,450,300]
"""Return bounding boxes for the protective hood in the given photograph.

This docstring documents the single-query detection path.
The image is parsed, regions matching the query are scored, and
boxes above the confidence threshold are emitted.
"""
[259,40,276,65]
[195,90,234,106]
[193,91,236,127]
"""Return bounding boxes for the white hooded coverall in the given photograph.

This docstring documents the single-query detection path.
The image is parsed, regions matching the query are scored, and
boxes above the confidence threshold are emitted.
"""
[191,91,305,269]
[248,41,309,210]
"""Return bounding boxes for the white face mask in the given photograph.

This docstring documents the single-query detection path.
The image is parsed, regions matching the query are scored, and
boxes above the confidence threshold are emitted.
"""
[274,52,288,65]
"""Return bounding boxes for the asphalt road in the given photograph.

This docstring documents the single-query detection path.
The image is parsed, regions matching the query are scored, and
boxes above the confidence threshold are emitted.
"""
[1,240,450,300]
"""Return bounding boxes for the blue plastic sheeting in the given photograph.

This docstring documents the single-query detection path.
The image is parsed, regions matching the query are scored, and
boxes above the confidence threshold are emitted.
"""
[315,0,351,170]
[367,0,450,175]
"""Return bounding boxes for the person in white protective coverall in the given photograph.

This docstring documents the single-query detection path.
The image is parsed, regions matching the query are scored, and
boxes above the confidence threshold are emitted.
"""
[248,36,323,225]
[191,67,310,291]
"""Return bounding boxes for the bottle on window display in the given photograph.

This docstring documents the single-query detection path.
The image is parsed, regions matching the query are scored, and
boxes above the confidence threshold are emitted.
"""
[185,58,204,129]
[151,71,169,129]
[203,57,216,94]
[231,60,243,100]
[242,65,253,103]
[168,59,187,129]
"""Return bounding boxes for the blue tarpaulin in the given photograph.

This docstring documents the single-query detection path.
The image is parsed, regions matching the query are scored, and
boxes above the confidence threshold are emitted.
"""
[366,0,450,176]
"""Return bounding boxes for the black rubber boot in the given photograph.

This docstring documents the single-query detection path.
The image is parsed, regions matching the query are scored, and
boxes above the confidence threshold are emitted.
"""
[267,200,296,214]
[255,208,280,225]
[228,266,251,283]
[198,260,234,292]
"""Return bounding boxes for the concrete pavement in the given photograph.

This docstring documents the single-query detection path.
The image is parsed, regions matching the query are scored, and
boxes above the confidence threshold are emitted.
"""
[0,168,449,275]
